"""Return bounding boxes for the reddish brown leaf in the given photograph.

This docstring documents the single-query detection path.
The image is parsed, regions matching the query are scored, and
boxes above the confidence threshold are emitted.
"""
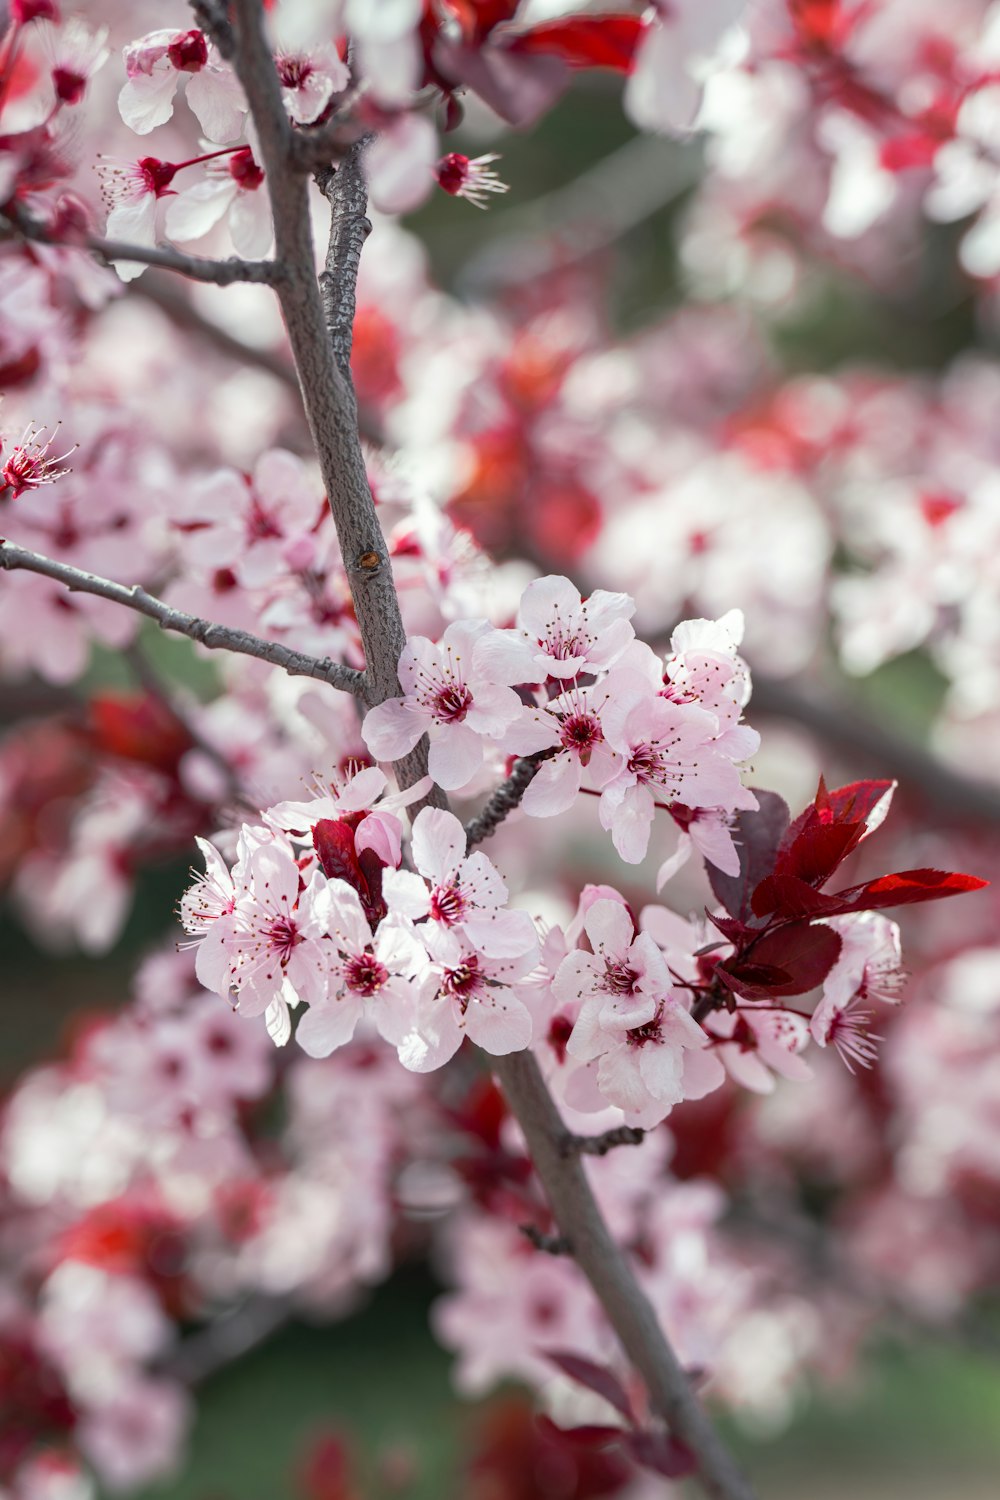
[721,921,842,998]
[509,15,644,72]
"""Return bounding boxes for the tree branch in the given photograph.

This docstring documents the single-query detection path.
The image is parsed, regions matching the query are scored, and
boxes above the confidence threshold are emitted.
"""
[494,1051,756,1500]
[561,1125,647,1158]
[316,140,372,379]
[225,0,440,800]
[0,542,365,696]
[464,754,548,849]
[225,7,754,1493]
[3,207,280,285]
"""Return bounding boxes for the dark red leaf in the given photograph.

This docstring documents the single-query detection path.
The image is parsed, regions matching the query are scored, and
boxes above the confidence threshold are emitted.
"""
[508,15,644,72]
[829,868,989,914]
[626,1429,697,1479]
[774,821,866,886]
[542,1350,635,1423]
[780,777,894,856]
[707,790,790,924]
[704,909,754,945]
[720,922,842,998]
[751,873,848,921]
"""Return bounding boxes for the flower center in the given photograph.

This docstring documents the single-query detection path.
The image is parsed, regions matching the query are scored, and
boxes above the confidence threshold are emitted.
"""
[276,54,312,89]
[168,30,208,73]
[345,953,389,997]
[625,1011,663,1047]
[434,682,473,724]
[603,959,641,994]
[559,712,602,760]
[430,884,465,924]
[263,916,300,961]
[228,147,264,191]
[442,956,481,1007]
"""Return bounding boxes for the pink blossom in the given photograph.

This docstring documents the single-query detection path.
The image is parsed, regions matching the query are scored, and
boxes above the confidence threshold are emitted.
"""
[165,146,272,259]
[705,1006,813,1094]
[362,620,529,790]
[498,575,637,683]
[599,689,757,864]
[77,1377,189,1494]
[809,913,903,1071]
[365,115,439,215]
[274,43,348,124]
[1,422,76,500]
[44,19,109,108]
[553,898,671,1032]
[501,679,624,818]
[189,836,333,1022]
[295,883,423,1058]
[625,0,748,135]
[119,31,245,142]
[394,926,537,1071]
[567,993,721,1127]
[383,806,538,957]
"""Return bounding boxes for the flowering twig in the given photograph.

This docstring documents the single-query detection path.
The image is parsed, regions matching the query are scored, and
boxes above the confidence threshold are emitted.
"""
[560,1125,647,1158]
[493,1049,757,1500]
[464,754,549,849]
[210,8,758,1496]
[2,206,281,285]
[0,542,366,696]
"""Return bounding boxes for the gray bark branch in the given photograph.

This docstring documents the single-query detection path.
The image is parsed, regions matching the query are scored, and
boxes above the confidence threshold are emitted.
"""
[0,543,365,695]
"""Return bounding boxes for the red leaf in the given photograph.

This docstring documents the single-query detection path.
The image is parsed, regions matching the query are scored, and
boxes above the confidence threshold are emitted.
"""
[780,777,894,854]
[752,873,850,921]
[626,1429,697,1479]
[830,868,989,914]
[707,790,789,923]
[774,821,866,886]
[89,692,192,774]
[721,922,841,998]
[509,14,644,72]
[542,1350,635,1423]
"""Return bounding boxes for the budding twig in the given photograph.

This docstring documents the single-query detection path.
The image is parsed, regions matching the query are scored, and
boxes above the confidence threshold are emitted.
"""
[560,1126,647,1158]
[0,542,366,696]
[464,754,550,849]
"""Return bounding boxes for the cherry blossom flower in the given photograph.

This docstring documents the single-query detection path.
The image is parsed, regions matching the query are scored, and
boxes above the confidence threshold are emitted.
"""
[96,153,179,266]
[365,115,439,215]
[553,898,672,1032]
[394,926,537,1071]
[435,152,510,209]
[362,620,529,790]
[599,687,757,864]
[1,421,76,499]
[383,806,538,957]
[118,30,245,142]
[188,836,333,1022]
[705,1006,813,1094]
[809,913,903,1071]
[274,42,348,124]
[567,993,721,1128]
[165,145,271,258]
[295,882,423,1059]
[491,574,636,683]
[44,18,109,108]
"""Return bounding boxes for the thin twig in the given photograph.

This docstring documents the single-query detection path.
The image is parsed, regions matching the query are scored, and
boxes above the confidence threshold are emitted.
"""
[161,1296,291,1385]
[0,542,365,696]
[4,208,280,285]
[464,754,549,849]
[520,1223,573,1256]
[494,1050,757,1500]
[561,1126,647,1158]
